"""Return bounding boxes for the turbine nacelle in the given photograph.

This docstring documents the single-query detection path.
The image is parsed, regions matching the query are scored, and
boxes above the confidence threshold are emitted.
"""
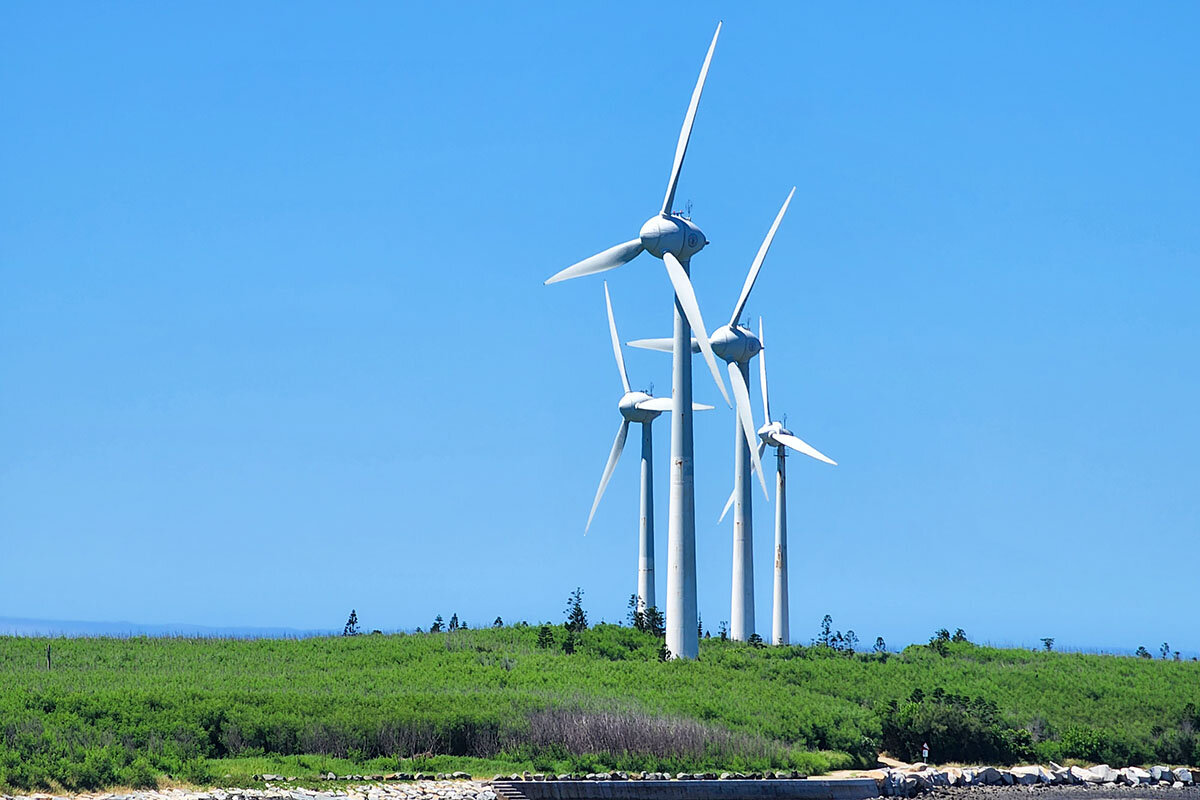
[710,324,761,364]
[619,391,664,424]
[639,214,707,262]
[757,420,791,449]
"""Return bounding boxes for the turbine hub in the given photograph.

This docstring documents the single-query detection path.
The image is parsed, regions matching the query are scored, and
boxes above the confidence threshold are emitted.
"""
[710,324,761,364]
[619,391,662,423]
[758,420,789,447]
[639,214,707,262]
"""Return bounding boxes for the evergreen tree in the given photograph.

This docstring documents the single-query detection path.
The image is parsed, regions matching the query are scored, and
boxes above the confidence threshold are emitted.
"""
[626,594,645,631]
[564,587,588,633]
[536,624,554,649]
[643,606,665,637]
[343,609,360,636]
[658,640,671,662]
[430,615,444,633]
[562,630,576,654]
[844,630,859,654]
[493,617,504,628]
[1041,637,1054,651]
[875,636,887,653]
[448,613,459,631]
[819,614,833,646]
[748,633,764,648]
[952,628,968,643]
[718,621,728,641]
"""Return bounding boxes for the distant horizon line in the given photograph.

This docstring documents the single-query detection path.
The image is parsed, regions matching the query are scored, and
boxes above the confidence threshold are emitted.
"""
[1,615,1194,659]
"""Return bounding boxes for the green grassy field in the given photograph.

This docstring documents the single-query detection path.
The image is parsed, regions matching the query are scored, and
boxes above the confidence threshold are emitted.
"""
[2,625,1198,791]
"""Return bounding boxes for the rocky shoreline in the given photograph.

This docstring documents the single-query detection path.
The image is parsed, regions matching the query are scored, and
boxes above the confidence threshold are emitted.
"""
[4,766,1200,800]
[872,764,1196,796]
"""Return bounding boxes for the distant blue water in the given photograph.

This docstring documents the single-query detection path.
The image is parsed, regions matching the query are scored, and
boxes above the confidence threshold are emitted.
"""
[0,616,338,638]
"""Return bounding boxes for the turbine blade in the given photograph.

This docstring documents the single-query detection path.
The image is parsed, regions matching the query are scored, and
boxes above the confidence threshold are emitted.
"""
[662,252,730,407]
[777,432,837,466]
[585,420,631,533]
[545,239,644,285]
[729,188,795,327]
[636,397,711,413]
[758,317,771,423]
[717,485,736,523]
[627,337,701,353]
[729,361,770,500]
[604,282,631,393]
[636,397,672,412]
[660,22,721,216]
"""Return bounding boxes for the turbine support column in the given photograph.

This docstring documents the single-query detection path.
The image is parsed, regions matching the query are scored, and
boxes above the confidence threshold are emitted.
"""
[730,359,755,642]
[638,421,655,613]
[666,259,698,660]
[772,445,789,646]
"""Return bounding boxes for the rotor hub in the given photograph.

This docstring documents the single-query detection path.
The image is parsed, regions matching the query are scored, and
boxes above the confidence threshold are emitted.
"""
[639,214,707,262]
[619,391,662,423]
[758,420,789,447]
[710,324,761,364]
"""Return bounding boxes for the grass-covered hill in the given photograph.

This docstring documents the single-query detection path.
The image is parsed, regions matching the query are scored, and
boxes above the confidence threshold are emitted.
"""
[2,625,1199,791]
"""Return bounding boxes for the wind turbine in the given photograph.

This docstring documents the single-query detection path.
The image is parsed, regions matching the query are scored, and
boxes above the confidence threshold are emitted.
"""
[727,319,837,645]
[544,23,727,660]
[586,283,713,615]
[629,188,795,642]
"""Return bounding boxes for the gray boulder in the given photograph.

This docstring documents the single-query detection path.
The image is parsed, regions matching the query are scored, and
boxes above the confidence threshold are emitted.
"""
[1008,767,1040,786]
[977,767,1005,786]
[1174,768,1194,784]
[1122,767,1152,785]
[1151,766,1174,782]
[1086,765,1119,783]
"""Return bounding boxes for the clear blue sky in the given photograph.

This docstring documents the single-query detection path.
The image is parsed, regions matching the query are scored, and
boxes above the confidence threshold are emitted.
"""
[2,3,1198,652]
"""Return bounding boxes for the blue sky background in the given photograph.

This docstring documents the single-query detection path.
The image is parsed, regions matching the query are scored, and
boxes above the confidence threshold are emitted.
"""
[2,3,1198,653]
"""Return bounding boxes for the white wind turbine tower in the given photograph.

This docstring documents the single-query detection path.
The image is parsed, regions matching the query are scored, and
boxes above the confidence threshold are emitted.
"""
[738,318,837,645]
[630,188,796,641]
[585,282,713,615]
[544,24,729,660]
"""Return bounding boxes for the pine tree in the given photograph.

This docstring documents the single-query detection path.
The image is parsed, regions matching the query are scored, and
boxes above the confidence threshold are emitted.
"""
[643,606,665,637]
[874,636,887,653]
[343,609,360,636]
[431,615,444,633]
[493,617,504,628]
[658,640,671,661]
[626,594,645,631]
[819,614,833,646]
[562,630,576,654]
[564,588,588,633]
[449,613,459,631]
[537,624,554,649]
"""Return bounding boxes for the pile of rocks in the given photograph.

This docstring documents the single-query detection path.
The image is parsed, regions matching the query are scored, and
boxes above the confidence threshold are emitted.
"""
[0,781,500,800]
[877,763,1196,796]
[253,774,475,783]
[492,771,807,781]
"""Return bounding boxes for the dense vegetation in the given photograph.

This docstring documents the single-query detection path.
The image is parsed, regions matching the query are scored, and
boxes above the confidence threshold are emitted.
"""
[2,624,1199,792]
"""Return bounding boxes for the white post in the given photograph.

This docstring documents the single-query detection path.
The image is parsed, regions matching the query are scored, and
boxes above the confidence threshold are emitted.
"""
[638,421,655,613]
[730,359,754,641]
[772,445,789,645]
[666,261,698,660]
